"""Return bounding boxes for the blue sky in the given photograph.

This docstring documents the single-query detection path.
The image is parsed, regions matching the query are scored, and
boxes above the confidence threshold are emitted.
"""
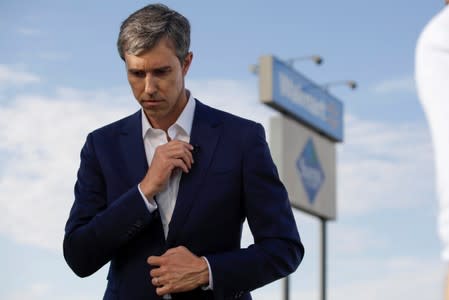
[0,0,446,299]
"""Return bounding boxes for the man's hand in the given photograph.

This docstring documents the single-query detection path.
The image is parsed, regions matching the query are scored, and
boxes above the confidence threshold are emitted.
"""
[147,246,209,296]
[140,140,194,198]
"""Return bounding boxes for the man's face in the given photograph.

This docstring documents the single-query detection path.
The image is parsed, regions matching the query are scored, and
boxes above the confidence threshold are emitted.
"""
[125,38,192,129]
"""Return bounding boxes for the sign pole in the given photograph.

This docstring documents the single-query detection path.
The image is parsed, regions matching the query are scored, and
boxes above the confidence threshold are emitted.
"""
[282,276,290,300]
[255,55,345,300]
[319,216,327,300]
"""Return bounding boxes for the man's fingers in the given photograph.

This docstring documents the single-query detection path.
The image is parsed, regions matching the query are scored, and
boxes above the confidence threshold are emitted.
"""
[163,246,186,256]
[165,140,193,153]
[156,285,171,296]
[185,147,194,165]
[165,146,194,168]
[171,139,194,151]
[150,266,164,278]
[178,147,194,167]
[155,142,194,170]
[148,246,207,295]
[147,255,165,266]
[151,275,164,287]
[167,152,192,170]
[152,275,173,296]
[172,158,189,173]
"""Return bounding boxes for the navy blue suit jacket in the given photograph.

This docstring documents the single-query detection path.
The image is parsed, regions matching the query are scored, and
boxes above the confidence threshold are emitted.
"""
[64,100,304,300]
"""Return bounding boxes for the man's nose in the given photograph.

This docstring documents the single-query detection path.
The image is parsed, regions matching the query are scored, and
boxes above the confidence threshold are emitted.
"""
[144,74,157,95]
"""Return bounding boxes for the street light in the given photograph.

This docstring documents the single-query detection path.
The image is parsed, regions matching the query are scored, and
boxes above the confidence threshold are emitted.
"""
[322,80,357,91]
[249,55,323,75]
[287,55,323,66]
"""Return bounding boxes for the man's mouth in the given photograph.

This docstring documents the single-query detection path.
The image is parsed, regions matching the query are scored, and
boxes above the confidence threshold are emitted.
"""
[142,99,163,105]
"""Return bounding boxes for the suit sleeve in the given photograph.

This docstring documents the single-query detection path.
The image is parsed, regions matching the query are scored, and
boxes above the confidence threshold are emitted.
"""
[63,132,156,277]
[205,122,304,299]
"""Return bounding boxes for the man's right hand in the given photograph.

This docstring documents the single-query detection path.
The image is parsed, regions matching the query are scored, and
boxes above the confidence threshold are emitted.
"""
[139,140,194,199]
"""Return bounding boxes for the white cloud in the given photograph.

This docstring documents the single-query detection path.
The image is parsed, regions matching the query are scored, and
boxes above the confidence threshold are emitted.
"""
[326,257,444,300]
[338,114,434,215]
[249,257,444,300]
[6,283,51,300]
[0,65,41,85]
[0,87,135,251]
[283,256,443,300]
[372,76,416,94]
[5,282,94,300]
[245,255,444,300]
[330,223,388,255]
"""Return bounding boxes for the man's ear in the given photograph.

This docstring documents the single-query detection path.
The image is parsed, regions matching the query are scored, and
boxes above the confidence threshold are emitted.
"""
[182,52,193,76]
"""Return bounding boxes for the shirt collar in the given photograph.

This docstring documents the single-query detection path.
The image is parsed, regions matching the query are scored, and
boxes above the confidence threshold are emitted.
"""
[141,90,196,139]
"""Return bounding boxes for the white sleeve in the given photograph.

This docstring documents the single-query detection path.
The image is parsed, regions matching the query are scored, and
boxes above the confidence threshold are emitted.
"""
[201,256,214,290]
[137,183,158,213]
[415,6,449,262]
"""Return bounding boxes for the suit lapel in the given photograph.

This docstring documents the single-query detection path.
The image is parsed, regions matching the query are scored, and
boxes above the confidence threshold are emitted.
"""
[166,100,222,246]
[119,110,148,187]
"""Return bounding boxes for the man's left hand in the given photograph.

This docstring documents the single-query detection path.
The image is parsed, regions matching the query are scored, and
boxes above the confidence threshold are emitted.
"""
[147,246,209,296]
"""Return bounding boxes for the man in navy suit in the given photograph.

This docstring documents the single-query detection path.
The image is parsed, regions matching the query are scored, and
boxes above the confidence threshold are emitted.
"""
[64,4,304,299]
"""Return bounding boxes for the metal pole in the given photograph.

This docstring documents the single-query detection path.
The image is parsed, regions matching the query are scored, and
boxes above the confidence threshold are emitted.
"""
[319,217,327,300]
[282,276,290,300]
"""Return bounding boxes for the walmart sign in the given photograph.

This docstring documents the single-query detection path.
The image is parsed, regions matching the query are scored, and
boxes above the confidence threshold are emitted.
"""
[259,55,344,142]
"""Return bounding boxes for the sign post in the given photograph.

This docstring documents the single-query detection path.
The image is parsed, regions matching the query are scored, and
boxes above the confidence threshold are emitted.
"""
[256,55,344,300]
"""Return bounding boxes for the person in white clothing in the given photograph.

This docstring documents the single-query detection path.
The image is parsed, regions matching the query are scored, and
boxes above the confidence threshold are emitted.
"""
[415,1,449,298]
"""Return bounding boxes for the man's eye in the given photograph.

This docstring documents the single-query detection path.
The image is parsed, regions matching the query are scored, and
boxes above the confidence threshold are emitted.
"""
[154,68,170,76]
[130,70,145,77]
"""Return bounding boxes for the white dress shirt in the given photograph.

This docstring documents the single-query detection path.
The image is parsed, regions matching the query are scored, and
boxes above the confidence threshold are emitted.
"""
[416,5,449,261]
[139,93,195,237]
[137,92,213,290]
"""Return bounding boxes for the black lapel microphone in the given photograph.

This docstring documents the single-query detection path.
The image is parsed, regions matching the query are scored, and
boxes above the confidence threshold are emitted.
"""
[190,144,200,172]
[192,144,201,155]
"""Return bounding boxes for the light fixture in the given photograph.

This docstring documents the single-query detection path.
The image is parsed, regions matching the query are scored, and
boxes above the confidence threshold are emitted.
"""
[322,80,357,91]
[286,55,323,66]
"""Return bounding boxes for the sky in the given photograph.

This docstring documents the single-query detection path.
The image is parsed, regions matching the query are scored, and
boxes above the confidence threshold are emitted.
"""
[0,0,446,299]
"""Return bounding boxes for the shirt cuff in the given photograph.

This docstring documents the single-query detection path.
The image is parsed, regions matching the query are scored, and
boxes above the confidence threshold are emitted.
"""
[201,256,214,290]
[137,183,158,213]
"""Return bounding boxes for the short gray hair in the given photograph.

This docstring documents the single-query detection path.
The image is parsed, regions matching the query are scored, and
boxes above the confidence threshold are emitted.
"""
[117,3,190,63]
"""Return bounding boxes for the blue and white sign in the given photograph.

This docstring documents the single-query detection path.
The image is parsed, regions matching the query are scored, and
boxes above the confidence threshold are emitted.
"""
[259,55,344,142]
[269,115,336,220]
[296,138,325,204]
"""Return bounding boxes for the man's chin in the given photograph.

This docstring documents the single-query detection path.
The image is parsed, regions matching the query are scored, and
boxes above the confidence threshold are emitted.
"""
[141,99,165,109]
[142,108,168,121]
[143,108,161,116]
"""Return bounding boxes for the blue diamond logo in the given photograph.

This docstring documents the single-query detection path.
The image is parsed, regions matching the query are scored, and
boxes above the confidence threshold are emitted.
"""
[296,137,325,204]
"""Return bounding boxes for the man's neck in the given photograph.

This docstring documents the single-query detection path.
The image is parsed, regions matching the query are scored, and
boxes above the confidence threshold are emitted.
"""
[147,90,189,132]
